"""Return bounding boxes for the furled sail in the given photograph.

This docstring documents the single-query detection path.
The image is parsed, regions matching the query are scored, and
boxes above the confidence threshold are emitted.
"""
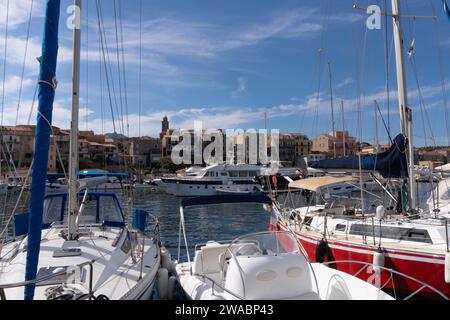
[309,134,408,178]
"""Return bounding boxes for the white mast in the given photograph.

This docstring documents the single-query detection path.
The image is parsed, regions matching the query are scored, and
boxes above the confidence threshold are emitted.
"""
[328,62,336,158]
[68,0,82,240]
[391,0,416,210]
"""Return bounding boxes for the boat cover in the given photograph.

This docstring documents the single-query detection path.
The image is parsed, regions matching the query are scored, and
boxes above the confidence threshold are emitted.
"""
[309,134,408,179]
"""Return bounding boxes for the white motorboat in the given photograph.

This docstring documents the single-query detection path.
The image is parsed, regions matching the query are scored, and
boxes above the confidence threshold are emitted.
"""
[173,194,395,300]
[155,164,263,197]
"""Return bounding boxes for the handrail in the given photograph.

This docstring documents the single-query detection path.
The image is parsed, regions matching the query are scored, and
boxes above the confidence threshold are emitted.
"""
[194,273,245,300]
[321,260,448,300]
[0,260,95,300]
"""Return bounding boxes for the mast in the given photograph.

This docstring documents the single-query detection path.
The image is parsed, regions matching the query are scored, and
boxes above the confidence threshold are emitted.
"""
[25,0,61,300]
[328,62,336,158]
[340,100,346,157]
[68,0,82,240]
[391,0,416,210]
[374,100,379,153]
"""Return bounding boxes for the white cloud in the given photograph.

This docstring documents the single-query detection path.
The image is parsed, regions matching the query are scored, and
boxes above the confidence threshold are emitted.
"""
[231,77,247,98]
[336,77,354,89]
[0,35,73,72]
[109,8,322,60]
[0,1,44,29]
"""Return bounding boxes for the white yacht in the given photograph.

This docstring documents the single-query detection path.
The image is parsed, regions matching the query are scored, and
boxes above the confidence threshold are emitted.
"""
[153,164,263,197]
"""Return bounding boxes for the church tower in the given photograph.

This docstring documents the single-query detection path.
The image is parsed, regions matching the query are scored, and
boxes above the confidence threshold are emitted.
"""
[161,115,169,136]
[160,115,170,157]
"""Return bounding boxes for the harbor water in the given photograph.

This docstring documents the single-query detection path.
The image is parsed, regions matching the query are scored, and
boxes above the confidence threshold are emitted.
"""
[0,188,275,260]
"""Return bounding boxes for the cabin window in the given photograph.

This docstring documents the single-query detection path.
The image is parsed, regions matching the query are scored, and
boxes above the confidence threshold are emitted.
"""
[239,171,248,177]
[349,224,432,244]
[441,189,450,201]
[335,224,346,232]
[221,172,228,176]
[230,171,238,177]
[249,171,258,177]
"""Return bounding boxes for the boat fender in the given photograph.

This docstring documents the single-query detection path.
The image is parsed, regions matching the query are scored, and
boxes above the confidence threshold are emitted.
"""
[161,246,173,270]
[315,239,328,263]
[156,268,169,300]
[445,253,450,284]
[376,205,386,220]
[373,247,385,274]
[289,210,296,220]
[167,276,177,300]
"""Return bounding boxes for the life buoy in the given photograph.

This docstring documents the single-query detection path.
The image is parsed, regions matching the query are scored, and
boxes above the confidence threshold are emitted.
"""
[315,239,328,263]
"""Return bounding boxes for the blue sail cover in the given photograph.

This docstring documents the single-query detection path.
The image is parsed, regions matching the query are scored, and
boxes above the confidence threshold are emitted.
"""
[182,193,272,208]
[25,0,61,300]
[309,134,408,179]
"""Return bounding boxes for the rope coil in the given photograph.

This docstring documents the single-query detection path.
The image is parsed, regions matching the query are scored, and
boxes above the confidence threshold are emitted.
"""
[37,76,58,91]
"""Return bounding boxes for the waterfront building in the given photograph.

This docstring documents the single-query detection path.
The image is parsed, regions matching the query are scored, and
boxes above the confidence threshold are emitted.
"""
[312,131,358,158]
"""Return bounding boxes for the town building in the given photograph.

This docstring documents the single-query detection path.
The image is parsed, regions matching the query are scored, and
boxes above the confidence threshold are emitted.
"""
[312,131,358,158]
[125,137,161,167]
[277,133,312,164]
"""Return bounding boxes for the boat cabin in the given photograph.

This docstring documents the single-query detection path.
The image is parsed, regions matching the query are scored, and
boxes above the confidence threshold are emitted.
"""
[42,192,125,228]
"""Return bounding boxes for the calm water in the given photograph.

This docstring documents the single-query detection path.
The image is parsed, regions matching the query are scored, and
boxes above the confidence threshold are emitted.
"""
[0,188,273,260]
[1,182,433,259]
[130,189,271,259]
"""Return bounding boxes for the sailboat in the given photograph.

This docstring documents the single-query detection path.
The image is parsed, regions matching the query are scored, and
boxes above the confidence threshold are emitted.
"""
[272,0,450,299]
[0,0,162,300]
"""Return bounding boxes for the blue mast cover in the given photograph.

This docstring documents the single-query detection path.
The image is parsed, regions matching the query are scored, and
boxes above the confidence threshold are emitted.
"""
[25,0,61,300]
[309,134,408,179]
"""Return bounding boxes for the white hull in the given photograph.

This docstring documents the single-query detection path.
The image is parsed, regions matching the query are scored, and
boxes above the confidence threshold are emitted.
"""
[157,180,260,197]
[175,262,392,300]
[0,226,161,300]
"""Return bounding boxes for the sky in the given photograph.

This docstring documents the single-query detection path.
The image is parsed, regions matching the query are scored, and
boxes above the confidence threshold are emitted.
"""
[0,0,449,147]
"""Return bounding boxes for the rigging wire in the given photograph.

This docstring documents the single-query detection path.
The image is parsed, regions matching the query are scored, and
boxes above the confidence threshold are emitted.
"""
[98,0,122,135]
[85,0,89,131]
[139,0,142,138]
[404,1,436,147]
[429,0,450,146]
[113,0,125,136]
[118,0,130,138]
[15,0,34,126]
[382,0,392,140]
[310,0,331,139]
[95,0,117,133]
[1,0,10,126]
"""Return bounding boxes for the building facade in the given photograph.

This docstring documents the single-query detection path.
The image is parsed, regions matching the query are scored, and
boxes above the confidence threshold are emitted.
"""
[312,131,358,158]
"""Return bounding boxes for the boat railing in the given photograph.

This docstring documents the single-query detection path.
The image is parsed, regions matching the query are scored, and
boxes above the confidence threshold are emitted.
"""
[321,259,448,300]
[0,260,96,300]
[194,240,234,252]
[193,273,245,300]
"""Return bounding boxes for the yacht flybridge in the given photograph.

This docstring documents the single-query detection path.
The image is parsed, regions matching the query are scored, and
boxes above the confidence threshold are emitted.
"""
[153,164,263,197]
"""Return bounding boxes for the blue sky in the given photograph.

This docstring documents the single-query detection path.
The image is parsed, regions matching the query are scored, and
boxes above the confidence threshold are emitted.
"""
[0,0,449,147]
